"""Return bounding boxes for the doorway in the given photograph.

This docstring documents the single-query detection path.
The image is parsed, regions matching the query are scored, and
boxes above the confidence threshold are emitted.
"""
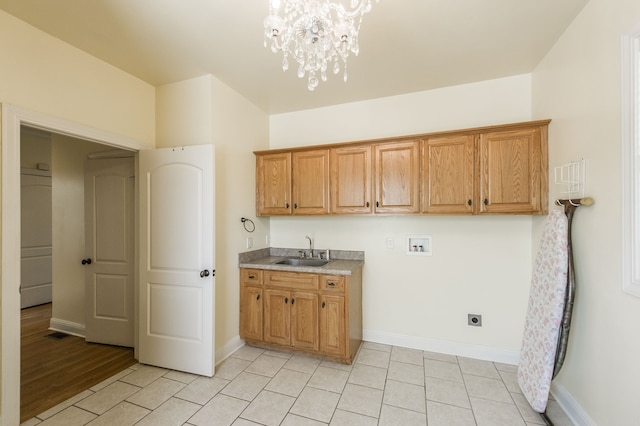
[2,103,153,425]
[19,126,137,420]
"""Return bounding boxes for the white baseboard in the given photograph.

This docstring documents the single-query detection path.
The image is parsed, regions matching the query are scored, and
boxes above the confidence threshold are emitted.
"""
[49,317,85,338]
[363,329,520,365]
[215,335,244,367]
[551,382,595,426]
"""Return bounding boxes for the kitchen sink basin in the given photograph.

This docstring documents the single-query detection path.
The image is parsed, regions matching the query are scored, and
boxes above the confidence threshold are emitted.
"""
[276,258,329,267]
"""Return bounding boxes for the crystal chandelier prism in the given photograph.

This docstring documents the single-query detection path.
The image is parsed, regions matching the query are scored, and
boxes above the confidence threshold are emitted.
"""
[264,0,377,91]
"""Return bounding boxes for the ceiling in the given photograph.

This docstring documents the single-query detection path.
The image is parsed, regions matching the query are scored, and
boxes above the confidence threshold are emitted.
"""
[0,0,589,114]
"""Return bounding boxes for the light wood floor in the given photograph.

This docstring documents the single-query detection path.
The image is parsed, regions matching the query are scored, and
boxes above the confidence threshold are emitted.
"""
[21,303,136,423]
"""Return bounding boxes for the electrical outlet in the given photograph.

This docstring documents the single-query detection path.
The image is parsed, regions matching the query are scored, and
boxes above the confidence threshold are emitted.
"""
[246,237,253,249]
[468,314,482,327]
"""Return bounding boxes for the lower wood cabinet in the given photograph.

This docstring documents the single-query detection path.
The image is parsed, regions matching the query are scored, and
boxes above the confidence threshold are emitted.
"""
[319,294,346,356]
[264,288,319,350]
[239,268,362,364]
[239,269,263,341]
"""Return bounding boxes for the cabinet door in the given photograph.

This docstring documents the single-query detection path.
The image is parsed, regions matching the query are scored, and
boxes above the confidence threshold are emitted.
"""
[264,288,291,346]
[291,291,319,350]
[320,295,346,356]
[422,135,475,214]
[240,285,263,341]
[330,145,372,214]
[374,141,420,213]
[479,127,544,214]
[292,149,330,215]
[256,152,292,215]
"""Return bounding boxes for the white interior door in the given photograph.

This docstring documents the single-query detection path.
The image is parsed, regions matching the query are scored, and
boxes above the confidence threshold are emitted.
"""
[20,171,52,308]
[138,145,215,376]
[84,157,135,347]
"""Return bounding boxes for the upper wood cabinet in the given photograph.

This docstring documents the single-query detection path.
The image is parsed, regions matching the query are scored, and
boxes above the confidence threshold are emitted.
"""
[256,150,329,216]
[256,152,291,215]
[292,149,330,215]
[374,140,420,214]
[255,119,549,216]
[422,134,475,214]
[479,126,547,214]
[330,145,372,214]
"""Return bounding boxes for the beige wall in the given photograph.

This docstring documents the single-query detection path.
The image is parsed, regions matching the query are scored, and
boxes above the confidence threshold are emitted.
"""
[269,75,535,360]
[156,75,270,362]
[0,10,155,146]
[532,0,640,424]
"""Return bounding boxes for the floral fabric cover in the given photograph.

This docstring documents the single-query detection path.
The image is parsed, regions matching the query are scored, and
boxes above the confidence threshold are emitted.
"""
[517,210,569,413]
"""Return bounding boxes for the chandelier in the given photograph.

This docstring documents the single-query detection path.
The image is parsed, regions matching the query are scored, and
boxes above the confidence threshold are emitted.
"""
[264,0,377,91]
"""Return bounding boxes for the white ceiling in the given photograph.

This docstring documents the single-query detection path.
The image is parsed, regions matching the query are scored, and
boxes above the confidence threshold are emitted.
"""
[0,0,589,114]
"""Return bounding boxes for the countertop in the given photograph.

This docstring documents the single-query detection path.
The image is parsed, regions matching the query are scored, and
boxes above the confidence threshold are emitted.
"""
[239,247,364,276]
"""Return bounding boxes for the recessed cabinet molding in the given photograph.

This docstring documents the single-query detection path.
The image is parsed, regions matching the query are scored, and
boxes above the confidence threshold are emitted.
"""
[255,119,550,216]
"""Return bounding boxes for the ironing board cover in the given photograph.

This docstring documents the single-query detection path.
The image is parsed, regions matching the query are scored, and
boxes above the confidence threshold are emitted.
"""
[517,210,569,413]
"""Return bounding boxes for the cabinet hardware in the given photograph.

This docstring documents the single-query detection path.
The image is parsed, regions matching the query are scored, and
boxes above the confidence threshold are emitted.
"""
[291,298,295,305]
[366,201,370,207]
[322,301,326,308]
[285,203,289,208]
[285,297,289,304]
[256,294,260,300]
[81,258,92,265]
[328,282,336,287]
[484,199,489,205]
[467,199,472,206]
[200,269,210,278]
[249,275,255,279]
[376,201,379,208]
[294,203,298,209]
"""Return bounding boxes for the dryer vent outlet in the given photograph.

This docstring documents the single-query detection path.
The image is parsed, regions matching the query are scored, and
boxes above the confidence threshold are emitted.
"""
[468,314,482,327]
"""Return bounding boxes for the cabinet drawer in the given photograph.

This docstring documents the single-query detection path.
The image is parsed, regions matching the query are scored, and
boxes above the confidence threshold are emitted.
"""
[265,271,319,290]
[321,275,345,292]
[241,268,263,285]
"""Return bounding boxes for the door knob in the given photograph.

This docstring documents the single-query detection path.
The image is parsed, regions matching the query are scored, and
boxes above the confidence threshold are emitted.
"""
[200,269,210,278]
[81,258,92,265]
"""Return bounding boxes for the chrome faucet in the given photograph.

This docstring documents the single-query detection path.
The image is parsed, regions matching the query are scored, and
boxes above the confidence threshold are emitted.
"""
[305,235,313,258]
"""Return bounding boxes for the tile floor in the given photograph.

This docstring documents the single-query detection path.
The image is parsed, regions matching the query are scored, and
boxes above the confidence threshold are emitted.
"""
[22,342,573,426]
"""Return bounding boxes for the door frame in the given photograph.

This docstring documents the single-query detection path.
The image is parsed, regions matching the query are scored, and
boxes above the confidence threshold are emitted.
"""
[1,103,152,425]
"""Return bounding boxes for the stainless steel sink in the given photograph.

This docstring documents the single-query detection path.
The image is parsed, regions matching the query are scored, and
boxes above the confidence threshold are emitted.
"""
[276,258,329,267]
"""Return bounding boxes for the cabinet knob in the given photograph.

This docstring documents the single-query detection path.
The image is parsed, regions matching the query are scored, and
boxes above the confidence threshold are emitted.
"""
[322,301,326,308]
[285,203,290,208]
[256,294,260,300]
[284,297,289,304]
[294,203,298,209]
[291,298,295,305]
[366,201,370,208]
[467,199,472,206]
[484,198,489,205]
[81,258,92,265]
[200,269,210,278]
